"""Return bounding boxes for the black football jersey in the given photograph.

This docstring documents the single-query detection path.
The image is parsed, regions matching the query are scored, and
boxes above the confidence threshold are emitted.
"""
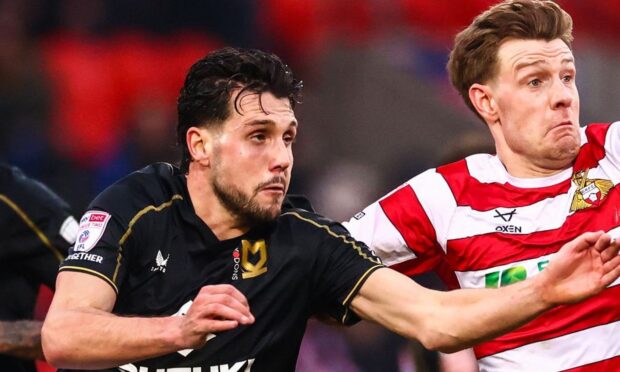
[59,163,383,372]
[0,163,77,372]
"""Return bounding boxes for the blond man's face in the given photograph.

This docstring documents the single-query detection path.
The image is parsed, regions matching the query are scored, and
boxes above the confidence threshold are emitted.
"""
[488,38,581,172]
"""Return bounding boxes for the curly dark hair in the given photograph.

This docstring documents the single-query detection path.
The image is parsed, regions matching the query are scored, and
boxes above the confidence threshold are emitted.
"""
[177,47,303,172]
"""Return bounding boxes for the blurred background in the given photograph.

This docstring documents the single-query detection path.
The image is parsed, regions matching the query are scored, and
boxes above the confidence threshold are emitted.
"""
[2,0,620,371]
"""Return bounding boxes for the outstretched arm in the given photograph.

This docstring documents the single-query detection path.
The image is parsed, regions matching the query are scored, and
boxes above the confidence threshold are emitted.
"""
[350,231,620,353]
[42,272,255,369]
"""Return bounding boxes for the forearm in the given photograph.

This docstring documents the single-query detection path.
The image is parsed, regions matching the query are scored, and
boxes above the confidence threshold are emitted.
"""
[42,307,182,369]
[355,231,620,352]
[352,268,552,353]
[0,320,44,360]
[414,277,549,352]
[419,231,620,351]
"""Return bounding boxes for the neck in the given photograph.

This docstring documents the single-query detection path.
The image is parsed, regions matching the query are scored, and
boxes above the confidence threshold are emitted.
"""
[186,168,250,241]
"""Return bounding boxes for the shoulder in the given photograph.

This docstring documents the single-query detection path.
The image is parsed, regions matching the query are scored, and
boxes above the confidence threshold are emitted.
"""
[580,122,617,147]
[279,202,349,239]
[89,163,185,222]
[0,163,72,217]
[283,194,316,212]
[279,207,382,265]
[577,123,619,168]
[435,153,499,183]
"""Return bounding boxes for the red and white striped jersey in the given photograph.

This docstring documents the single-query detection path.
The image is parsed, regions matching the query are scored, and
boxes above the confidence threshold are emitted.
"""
[345,123,620,371]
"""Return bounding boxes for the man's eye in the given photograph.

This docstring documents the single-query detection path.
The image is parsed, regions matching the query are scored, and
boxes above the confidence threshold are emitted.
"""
[562,74,573,83]
[251,134,266,142]
[284,135,296,145]
[528,79,542,87]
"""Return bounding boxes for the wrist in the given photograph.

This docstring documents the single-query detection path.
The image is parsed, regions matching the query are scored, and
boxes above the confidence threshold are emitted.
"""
[159,316,185,350]
[529,271,556,309]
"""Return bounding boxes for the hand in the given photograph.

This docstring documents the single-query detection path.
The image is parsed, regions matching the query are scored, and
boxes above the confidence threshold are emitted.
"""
[537,231,620,305]
[174,284,254,349]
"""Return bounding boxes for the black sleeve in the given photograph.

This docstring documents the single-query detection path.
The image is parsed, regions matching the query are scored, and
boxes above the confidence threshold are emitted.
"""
[59,183,138,295]
[286,210,384,325]
[59,164,180,295]
[0,164,78,288]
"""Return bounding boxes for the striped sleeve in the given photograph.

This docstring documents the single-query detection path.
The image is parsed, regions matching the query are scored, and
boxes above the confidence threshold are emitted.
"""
[344,169,448,275]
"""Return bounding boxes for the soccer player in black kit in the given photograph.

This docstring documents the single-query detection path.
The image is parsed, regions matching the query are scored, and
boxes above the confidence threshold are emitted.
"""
[42,47,620,372]
[0,164,77,372]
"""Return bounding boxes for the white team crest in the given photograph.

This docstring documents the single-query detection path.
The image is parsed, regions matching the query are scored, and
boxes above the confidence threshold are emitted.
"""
[73,211,111,252]
[151,250,170,272]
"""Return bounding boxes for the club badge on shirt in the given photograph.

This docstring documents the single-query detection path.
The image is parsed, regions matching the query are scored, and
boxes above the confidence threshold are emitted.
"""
[73,210,111,252]
[570,169,613,212]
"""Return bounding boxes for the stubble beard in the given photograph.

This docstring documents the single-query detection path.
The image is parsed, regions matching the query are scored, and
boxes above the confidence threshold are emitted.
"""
[212,176,283,226]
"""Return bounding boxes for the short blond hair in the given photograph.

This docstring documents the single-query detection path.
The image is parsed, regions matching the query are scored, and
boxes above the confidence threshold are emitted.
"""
[447,0,573,117]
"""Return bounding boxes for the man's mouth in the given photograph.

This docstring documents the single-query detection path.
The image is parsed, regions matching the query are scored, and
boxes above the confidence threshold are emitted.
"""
[549,120,574,133]
[557,120,573,127]
[257,178,287,194]
[261,184,285,192]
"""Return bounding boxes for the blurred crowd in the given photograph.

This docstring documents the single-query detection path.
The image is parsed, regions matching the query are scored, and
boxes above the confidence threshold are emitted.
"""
[3,0,620,371]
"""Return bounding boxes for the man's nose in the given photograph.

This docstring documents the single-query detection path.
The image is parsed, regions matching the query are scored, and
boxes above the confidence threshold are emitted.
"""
[551,78,574,109]
[270,139,292,172]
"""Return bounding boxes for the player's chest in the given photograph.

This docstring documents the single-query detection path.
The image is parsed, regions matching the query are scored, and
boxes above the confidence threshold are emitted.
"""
[117,232,310,315]
[444,175,619,290]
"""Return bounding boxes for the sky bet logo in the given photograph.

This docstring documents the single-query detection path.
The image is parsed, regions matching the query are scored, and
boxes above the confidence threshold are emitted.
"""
[232,240,268,280]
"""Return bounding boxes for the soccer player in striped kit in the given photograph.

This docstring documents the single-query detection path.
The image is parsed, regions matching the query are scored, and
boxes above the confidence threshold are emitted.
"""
[346,1,620,370]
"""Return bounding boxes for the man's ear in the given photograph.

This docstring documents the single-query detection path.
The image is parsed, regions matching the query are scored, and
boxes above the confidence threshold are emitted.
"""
[186,127,213,167]
[469,83,499,124]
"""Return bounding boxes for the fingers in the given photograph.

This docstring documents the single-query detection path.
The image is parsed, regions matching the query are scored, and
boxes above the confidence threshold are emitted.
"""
[562,230,616,259]
[175,285,254,348]
[197,284,251,310]
[599,236,619,262]
[565,231,605,253]
[593,232,613,252]
[199,294,254,324]
[601,255,620,287]
[203,319,241,333]
[192,285,254,325]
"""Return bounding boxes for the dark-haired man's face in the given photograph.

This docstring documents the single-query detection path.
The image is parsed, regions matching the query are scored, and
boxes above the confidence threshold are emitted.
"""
[210,90,297,224]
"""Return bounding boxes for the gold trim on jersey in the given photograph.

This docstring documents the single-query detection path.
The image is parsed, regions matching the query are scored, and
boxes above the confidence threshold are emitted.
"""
[113,194,183,284]
[341,265,384,324]
[59,266,119,294]
[112,247,124,284]
[281,211,382,265]
[0,194,64,262]
[118,194,183,246]
[570,169,614,212]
